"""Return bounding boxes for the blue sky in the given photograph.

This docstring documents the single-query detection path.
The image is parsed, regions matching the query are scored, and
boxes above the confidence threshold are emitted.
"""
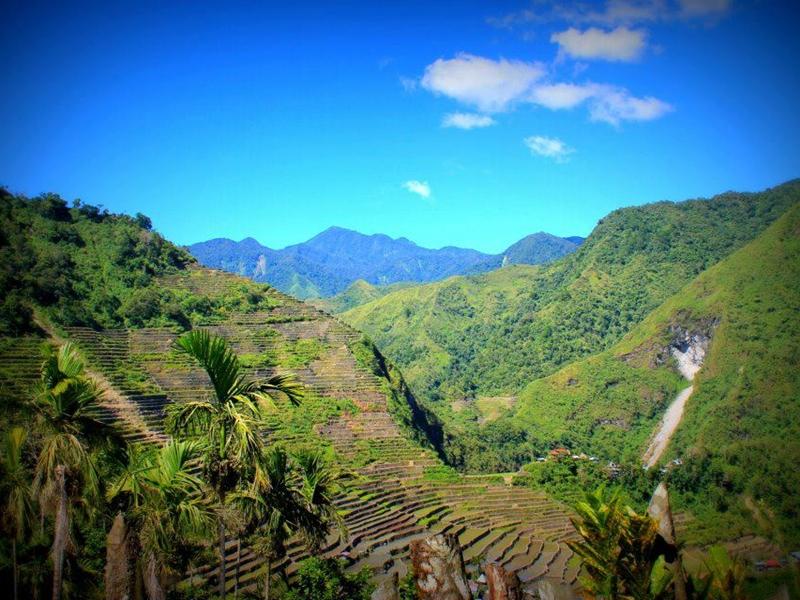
[1,0,799,253]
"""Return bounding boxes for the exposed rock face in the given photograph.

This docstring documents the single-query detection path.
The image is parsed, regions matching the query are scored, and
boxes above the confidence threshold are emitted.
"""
[660,318,719,379]
[104,512,133,600]
[536,579,578,600]
[410,534,472,600]
[622,316,718,375]
[485,562,522,600]
[371,572,400,600]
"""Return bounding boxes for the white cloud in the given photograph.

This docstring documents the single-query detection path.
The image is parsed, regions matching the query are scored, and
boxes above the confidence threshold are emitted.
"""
[529,82,597,109]
[402,180,431,199]
[524,136,575,161]
[442,112,497,129]
[418,53,672,126]
[420,53,545,113]
[552,26,646,61]
[528,81,672,125]
[586,85,673,125]
[586,0,668,26]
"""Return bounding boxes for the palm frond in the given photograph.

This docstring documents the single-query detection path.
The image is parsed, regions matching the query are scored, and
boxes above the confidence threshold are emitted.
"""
[256,373,304,406]
[174,330,244,403]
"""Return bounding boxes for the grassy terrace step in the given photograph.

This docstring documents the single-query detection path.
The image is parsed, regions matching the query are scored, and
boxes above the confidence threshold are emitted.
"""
[0,337,49,403]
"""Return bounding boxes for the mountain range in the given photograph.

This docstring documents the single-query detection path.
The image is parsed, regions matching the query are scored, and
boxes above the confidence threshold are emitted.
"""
[188,227,583,299]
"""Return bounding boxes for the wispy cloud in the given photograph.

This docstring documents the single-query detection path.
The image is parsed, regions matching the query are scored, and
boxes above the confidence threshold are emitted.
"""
[420,53,545,113]
[403,180,431,199]
[587,85,672,125]
[677,0,731,18]
[442,112,497,129]
[552,26,647,62]
[488,0,731,29]
[399,76,418,92]
[524,136,575,162]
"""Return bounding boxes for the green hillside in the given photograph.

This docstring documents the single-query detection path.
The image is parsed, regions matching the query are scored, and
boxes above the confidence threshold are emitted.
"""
[310,279,417,314]
[342,182,800,411]
[511,203,800,547]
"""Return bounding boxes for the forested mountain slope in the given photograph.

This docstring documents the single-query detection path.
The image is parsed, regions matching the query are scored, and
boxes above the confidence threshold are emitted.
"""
[310,279,418,314]
[342,182,800,410]
[511,203,800,548]
[188,227,581,300]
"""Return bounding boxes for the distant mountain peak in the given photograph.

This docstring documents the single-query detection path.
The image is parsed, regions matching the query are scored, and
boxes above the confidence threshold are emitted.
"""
[189,226,582,299]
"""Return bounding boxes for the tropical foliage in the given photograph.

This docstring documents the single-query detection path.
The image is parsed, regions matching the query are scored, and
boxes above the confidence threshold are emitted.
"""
[165,329,304,597]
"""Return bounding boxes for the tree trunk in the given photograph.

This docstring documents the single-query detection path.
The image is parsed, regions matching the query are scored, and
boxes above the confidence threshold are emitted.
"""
[12,538,18,600]
[648,482,687,600]
[51,465,69,600]
[218,519,227,599]
[264,558,271,600]
[410,534,472,600]
[486,563,522,600]
[143,552,166,600]
[234,538,241,599]
[105,512,134,600]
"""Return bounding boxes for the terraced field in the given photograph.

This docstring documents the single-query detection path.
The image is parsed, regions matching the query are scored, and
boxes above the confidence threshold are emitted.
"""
[1,267,581,597]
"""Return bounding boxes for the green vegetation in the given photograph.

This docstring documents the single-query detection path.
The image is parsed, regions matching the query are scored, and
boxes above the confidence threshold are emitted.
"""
[311,279,417,314]
[0,331,346,599]
[166,329,304,597]
[283,557,373,600]
[567,486,754,600]
[2,182,799,597]
[282,338,326,368]
[107,440,214,600]
[0,190,279,334]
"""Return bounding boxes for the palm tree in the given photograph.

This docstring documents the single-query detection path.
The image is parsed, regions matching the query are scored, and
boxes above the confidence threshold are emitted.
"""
[0,427,35,600]
[293,448,345,551]
[232,447,345,600]
[107,440,214,600]
[567,486,674,600]
[165,329,302,598]
[30,342,113,600]
[702,546,747,600]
